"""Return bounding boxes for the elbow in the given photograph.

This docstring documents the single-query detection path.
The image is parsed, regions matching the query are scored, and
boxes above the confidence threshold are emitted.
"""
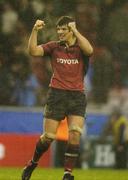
[28,46,44,56]
[28,46,34,56]
[28,50,35,56]
[82,45,94,56]
[28,47,37,56]
[88,46,93,56]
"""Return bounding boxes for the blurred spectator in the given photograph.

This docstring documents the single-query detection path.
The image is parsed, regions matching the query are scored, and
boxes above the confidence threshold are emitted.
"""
[101,108,128,169]
[54,0,76,17]
[75,1,99,43]
[84,62,93,100]
[103,2,128,87]
[19,0,45,32]
[1,2,18,35]
[0,54,12,105]
[14,21,29,56]
[30,56,52,105]
[92,47,114,103]
[10,54,41,106]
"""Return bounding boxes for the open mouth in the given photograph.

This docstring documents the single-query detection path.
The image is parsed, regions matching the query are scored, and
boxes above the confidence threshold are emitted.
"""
[59,34,65,39]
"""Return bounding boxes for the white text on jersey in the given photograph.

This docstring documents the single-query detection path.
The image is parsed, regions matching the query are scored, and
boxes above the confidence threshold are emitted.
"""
[57,58,79,64]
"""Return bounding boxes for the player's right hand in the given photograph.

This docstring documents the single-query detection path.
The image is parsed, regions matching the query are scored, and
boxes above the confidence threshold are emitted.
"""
[33,20,45,31]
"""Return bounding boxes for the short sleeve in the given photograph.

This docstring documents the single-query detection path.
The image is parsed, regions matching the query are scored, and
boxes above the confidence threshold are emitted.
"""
[41,41,57,56]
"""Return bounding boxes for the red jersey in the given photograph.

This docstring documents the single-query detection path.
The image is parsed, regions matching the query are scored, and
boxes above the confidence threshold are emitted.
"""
[41,41,89,91]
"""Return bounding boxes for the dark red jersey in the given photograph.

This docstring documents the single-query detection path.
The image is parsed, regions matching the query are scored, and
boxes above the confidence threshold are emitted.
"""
[41,41,89,91]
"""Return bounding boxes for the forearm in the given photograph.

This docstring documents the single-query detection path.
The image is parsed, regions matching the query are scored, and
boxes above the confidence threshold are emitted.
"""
[68,22,93,56]
[28,20,45,56]
[73,29,93,56]
[28,28,38,55]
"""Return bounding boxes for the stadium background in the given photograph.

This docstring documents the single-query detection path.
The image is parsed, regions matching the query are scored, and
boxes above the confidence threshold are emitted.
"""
[0,0,128,171]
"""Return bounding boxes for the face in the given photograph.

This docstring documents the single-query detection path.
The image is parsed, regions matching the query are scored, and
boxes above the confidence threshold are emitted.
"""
[56,24,73,42]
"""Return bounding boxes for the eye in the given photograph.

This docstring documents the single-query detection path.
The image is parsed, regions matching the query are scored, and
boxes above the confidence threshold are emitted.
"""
[56,26,69,32]
[62,28,67,31]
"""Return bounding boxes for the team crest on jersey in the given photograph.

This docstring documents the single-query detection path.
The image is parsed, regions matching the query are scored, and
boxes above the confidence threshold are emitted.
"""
[57,58,79,64]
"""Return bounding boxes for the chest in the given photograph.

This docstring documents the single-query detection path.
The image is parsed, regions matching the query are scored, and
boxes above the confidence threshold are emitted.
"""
[52,46,81,60]
[50,46,85,73]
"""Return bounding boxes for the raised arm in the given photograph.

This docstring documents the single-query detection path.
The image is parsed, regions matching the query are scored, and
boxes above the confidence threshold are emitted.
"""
[28,20,45,56]
[68,22,93,56]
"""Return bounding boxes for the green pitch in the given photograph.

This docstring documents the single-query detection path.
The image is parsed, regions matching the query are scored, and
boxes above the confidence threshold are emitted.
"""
[0,167,128,180]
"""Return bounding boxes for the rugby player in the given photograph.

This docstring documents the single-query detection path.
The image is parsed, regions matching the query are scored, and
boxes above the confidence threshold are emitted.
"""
[22,16,93,180]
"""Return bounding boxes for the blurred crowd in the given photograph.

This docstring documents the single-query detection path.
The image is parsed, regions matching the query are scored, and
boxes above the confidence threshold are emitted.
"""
[0,0,128,107]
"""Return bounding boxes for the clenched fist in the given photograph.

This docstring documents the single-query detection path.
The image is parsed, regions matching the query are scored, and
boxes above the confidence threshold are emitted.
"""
[33,20,45,31]
[68,22,77,33]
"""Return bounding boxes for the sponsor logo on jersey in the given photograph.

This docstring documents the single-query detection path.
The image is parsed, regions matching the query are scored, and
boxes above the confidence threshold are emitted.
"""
[57,58,79,64]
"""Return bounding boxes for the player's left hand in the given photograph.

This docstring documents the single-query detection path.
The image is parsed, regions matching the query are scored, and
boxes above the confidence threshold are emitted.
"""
[68,22,77,32]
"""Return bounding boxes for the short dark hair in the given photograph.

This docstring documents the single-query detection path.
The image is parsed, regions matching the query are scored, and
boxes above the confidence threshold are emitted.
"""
[56,16,74,26]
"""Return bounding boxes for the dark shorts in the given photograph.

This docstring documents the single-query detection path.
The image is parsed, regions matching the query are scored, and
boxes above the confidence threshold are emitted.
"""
[44,88,87,121]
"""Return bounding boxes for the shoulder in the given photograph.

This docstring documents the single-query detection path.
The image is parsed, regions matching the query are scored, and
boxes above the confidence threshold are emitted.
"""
[42,41,59,48]
[40,41,59,55]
